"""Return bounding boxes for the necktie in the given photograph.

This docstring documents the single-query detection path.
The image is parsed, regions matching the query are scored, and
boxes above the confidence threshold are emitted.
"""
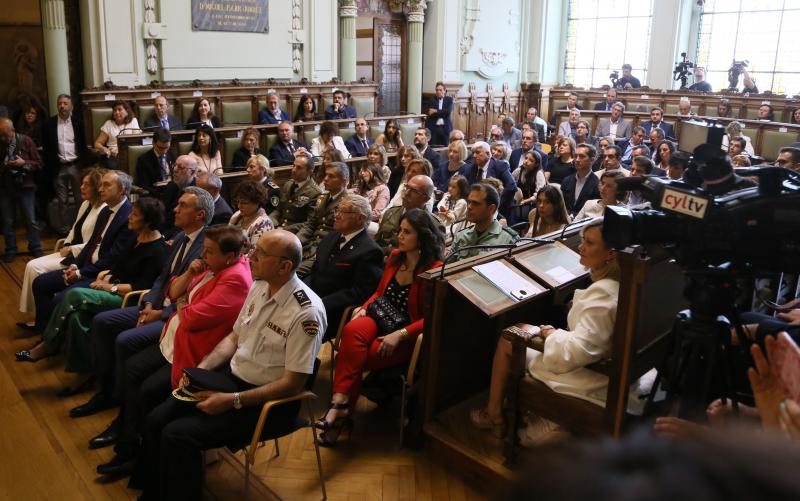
[160,117,169,130]
[80,207,112,267]
[477,168,484,181]
[328,235,347,263]
[171,236,188,275]
[160,155,168,180]
[361,139,368,154]
[287,141,295,154]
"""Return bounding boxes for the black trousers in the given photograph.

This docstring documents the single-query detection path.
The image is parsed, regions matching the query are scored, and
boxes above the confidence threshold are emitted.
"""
[32,270,90,331]
[130,370,300,500]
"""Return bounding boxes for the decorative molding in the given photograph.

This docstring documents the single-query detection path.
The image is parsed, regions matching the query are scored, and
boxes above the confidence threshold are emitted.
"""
[339,0,357,17]
[291,0,303,74]
[479,49,506,67]
[42,0,66,30]
[405,0,427,23]
[144,0,158,75]
[460,0,479,55]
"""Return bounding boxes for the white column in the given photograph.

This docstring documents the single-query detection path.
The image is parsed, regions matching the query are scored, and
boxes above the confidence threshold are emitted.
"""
[41,0,70,111]
[406,0,427,113]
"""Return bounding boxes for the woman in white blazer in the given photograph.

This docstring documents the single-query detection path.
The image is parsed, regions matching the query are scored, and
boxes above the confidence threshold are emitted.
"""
[310,120,351,159]
[469,217,620,439]
[18,168,107,318]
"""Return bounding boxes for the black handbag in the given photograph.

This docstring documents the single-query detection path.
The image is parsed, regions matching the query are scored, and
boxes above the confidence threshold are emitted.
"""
[366,296,410,333]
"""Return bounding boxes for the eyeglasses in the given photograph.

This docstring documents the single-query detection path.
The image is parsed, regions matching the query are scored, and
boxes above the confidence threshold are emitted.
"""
[334,207,359,215]
[775,159,790,166]
[403,183,425,197]
[248,248,290,261]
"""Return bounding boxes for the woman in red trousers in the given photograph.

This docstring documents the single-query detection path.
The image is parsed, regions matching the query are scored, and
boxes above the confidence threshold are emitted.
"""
[316,208,444,445]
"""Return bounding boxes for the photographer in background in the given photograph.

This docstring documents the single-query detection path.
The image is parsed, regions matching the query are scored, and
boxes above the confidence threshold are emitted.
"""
[689,66,713,92]
[616,64,641,89]
[0,117,43,262]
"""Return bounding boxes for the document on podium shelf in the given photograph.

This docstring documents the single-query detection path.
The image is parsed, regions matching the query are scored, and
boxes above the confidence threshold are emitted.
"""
[448,259,546,317]
[515,241,589,289]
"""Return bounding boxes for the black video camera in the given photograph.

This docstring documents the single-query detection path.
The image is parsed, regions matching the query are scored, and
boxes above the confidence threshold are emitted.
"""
[610,70,620,88]
[603,154,800,273]
[673,52,695,89]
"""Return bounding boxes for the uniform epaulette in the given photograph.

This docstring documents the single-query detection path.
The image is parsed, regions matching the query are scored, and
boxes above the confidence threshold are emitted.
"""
[502,226,520,238]
[293,289,312,307]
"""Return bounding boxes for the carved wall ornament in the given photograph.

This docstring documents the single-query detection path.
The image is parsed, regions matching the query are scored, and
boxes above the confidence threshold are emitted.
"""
[143,0,159,75]
[480,49,507,67]
[291,0,303,74]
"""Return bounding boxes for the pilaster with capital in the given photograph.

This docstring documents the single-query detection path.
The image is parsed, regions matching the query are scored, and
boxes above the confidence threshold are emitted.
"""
[41,0,71,112]
[405,0,427,113]
[339,0,357,82]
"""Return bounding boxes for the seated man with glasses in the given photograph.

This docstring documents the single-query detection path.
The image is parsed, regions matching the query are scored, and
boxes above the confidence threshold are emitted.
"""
[448,183,518,261]
[775,146,800,172]
[304,194,383,341]
[374,174,439,255]
[595,145,630,178]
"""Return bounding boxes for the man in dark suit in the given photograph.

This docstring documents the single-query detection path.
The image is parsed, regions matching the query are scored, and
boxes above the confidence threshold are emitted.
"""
[31,170,136,332]
[71,187,213,427]
[196,171,232,225]
[268,121,308,167]
[509,129,549,173]
[426,82,453,146]
[304,194,383,341]
[549,91,583,126]
[42,94,88,234]
[160,155,197,238]
[134,127,175,193]
[463,141,517,218]
[142,95,182,131]
[414,127,441,172]
[344,118,373,157]
[257,92,291,125]
[640,107,675,140]
[324,89,357,120]
[593,88,618,111]
[561,143,600,216]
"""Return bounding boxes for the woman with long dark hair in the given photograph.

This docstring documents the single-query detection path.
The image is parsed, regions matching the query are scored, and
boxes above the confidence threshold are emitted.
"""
[375,118,404,153]
[294,95,317,122]
[526,185,570,237]
[188,124,223,175]
[186,98,221,128]
[94,100,139,169]
[316,208,445,445]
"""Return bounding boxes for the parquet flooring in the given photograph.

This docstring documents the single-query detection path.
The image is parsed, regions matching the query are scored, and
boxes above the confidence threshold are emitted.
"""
[0,238,490,500]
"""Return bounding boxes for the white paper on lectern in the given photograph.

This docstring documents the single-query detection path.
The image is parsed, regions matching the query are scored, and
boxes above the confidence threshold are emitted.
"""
[546,265,576,283]
[473,261,535,302]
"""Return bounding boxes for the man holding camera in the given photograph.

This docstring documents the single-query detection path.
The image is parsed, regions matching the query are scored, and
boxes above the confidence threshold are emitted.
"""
[0,117,43,262]
[689,67,713,92]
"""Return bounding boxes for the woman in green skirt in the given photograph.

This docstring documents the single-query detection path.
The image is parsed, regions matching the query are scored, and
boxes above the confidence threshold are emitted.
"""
[15,197,169,374]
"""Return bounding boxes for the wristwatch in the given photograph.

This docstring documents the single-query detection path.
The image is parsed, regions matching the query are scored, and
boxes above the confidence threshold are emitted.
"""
[110,284,119,295]
[233,392,242,410]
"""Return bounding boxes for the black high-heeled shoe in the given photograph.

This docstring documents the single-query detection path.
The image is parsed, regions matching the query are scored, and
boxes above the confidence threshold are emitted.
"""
[314,402,349,431]
[14,341,51,363]
[316,417,354,447]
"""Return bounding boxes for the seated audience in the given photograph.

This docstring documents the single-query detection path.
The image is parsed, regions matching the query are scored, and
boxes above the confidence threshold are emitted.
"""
[143,95,181,131]
[721,121,755,156]
[621,126,647,163]
[775,146,800,172]
[325,89,357,119]
[593,88,617,111]
[304,194,383,342]
[160,155,198,238]
[592,137,613,171]
[575,171,626,221]
[258,91,290,124]
[667,151,690,181]
[558,108,582,138]
[270,151,321,230]
[294,94,318,122]
[385,158,434,213]
[94,100,139,169]
[547,136,578,184]
[510,129,549,173]
[792,108,800,125]
[16,197,167,370]
[128,230,325,500]
[640,107,675,140]
[596,145,630,178]
[677,97,695,117]
[470,217,619,438]
[727,136,750,159]
[185,98,221,128]
[268,121,307,167]
[311,120,352,159]
[654,140,676,173]
[388,144,421,196]
[594,102,632,141]
[628,156,658,206]
[716,98,732,118]
[561,143,601,216]
[549,91,582,126]
[135,127,175,191]
[464,141,517,218]
[195,171,232,226]
[316,209,444,445]
[436,174,469,236]
[315,148,345,186]
[229,180,273,252]
[757,103,775,121]
[414,126,442,170]
[19,167,106,322]
[31,170,136,333]
[526,185,570,237]
[365,143,391,182]
[351,163,389,222]
[570,120,595,148]
[492,140,511,163]
[245,154,281,214]
[501,117,522,149]
[732,154,752,167]
[432,139,468,193]
[95,224,252,479]
[449,183,518,260]
[188,124,223,175]
[512,149,547,224]
[344,118,374,157]
[375,118,404,153]
[231,127,262,169]
[376,174,437,254]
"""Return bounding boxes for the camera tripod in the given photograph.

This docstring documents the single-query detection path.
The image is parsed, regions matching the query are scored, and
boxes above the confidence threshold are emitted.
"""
[646,268,750,421]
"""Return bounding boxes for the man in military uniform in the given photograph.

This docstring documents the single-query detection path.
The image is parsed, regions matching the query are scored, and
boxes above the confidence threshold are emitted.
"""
[269,151,321,231]
[295,161,349,276]
[449,183,518,261]
[375,174,437,255]
[129,229,326,500]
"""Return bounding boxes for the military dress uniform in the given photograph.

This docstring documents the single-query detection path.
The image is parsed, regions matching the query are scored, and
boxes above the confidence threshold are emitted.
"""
[269,177,321,232]
[449,219,518,261]
[132,276,326,500]
[374,205,405,255]
[295,188,347,276]
[263,179,282,216]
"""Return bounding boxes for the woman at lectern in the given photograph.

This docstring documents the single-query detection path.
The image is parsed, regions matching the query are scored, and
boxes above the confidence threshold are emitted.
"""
[470,217,620,443]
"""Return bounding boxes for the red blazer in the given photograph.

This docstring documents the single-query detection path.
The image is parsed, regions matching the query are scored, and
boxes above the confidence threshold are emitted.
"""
[169,256,253,387]
[361,249,442,340]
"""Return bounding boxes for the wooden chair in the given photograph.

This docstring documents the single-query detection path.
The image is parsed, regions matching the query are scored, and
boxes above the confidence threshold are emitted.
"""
[502,248,685,464]
[234,358,326,499]
[327,304,358,396]
[53,238,66,253]
[121,289,149,309]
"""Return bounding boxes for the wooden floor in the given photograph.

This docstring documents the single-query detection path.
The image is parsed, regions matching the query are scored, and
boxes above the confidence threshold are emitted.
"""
[0,239,489,500]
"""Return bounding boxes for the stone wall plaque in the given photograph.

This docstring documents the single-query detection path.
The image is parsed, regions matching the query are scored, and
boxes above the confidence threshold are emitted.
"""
[191,0,269,33]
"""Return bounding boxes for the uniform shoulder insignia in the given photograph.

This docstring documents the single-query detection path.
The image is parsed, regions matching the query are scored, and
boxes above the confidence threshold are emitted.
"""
[270,195,281,208]
[502,226,520,238]
[293,289,312,307]
[268,181,280,190]
[302,320,320,337]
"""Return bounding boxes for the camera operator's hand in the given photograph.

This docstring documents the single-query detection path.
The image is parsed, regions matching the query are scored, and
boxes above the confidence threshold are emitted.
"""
[777,309,800,325]
[5,157,25,168]
[778,399,800,440]
[748,336,785,431]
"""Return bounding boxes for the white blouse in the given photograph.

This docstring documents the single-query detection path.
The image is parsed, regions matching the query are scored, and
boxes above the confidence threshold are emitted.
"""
[311,136,351,159]
[65,200,107,257]
[100,118,141,151]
